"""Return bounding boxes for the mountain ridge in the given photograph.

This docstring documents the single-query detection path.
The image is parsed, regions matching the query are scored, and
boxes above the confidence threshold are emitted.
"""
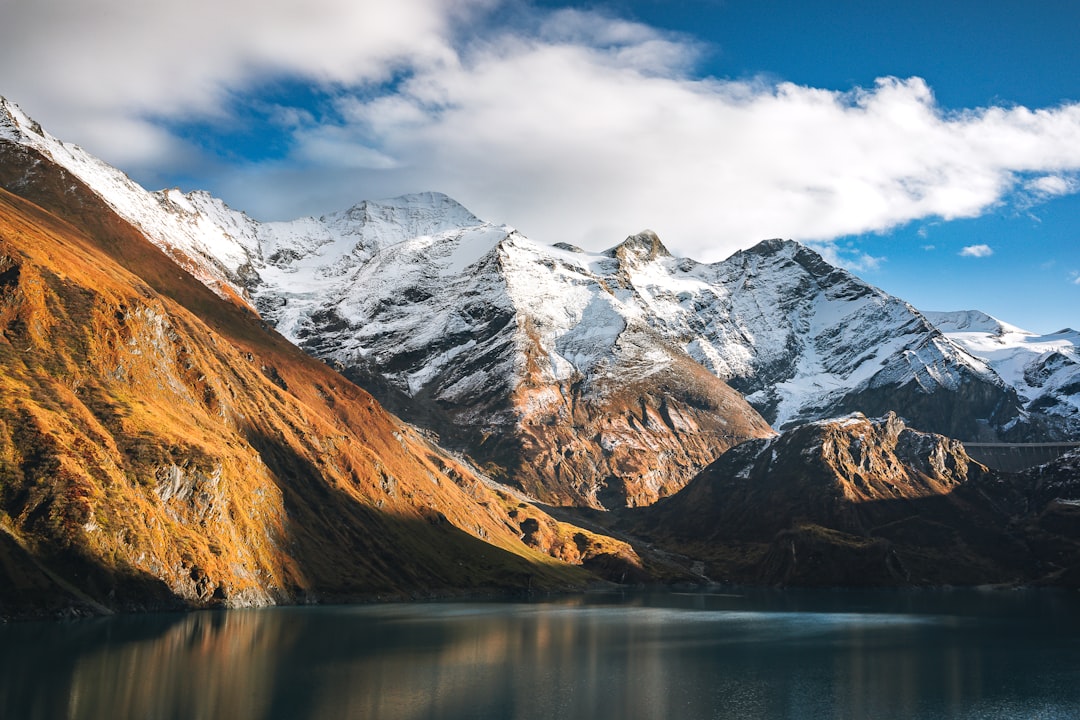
[628,412,1080,586]
[5,96,1074,448]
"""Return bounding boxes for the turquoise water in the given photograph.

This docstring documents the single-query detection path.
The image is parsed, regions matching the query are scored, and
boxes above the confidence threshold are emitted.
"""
[2,588,1078,719]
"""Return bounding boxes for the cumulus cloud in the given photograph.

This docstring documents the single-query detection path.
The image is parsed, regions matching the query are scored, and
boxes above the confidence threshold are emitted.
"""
[807,241,885,274]
[1027,175,1078,197]
[6,2,1080,262]
[959,244,994,258]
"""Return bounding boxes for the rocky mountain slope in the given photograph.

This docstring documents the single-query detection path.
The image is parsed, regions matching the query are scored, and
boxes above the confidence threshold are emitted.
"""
[0,128,661,619]
[632,413,1080,587]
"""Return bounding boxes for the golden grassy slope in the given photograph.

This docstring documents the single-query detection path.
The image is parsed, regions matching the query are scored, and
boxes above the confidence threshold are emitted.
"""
[0,173,604,617]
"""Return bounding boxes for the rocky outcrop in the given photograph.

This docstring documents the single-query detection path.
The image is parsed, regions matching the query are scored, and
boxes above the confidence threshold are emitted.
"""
[634,413,1079,587]
[502,350,774,508]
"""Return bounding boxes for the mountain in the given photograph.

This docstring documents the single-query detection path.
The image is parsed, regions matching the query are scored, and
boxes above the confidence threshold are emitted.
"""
[0,106,662,619]
[1019,449,1080,586]
[632,413,1080,587]
[2,96,1079,614]
[252,219,778,509]
[924,310,1080,438]
[7,94,1046,502]
[4,100,1066,507]
[689,240,1028,438]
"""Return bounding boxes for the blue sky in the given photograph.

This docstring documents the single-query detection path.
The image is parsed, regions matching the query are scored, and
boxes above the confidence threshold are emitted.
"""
[2,0,1079,332]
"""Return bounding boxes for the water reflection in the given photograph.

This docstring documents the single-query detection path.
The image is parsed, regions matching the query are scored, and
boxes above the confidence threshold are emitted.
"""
[2,589,1078,719]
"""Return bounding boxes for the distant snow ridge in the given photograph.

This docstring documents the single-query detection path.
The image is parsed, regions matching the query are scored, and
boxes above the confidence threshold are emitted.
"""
[231,200,1024,440]
[925,310,1080,436]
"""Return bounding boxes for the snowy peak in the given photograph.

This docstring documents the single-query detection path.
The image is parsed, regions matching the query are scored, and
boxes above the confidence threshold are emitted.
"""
[925,310,1080,436]
[924,309,1029,337]
[607,229,672,264]
[0,99,262,308]
[736,237,868,292]
[323,191,485,246]
[680,235,1020,437]
[0,97,45,142]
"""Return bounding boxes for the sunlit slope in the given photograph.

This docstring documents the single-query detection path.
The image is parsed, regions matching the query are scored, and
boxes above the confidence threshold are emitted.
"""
[0,174,596,617]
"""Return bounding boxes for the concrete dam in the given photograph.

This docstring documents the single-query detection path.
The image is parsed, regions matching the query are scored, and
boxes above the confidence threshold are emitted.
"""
[962,443,1080,473]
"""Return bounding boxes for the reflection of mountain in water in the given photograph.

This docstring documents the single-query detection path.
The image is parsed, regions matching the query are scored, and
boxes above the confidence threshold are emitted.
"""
[2,593,1080,720]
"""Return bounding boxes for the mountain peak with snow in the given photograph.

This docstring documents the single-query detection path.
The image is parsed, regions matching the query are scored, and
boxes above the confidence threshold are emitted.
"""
[924,309,1029,337]
[326,191,484,236]
[607,229,672,263]
[924,310,1080,436]
[0,96,40,141]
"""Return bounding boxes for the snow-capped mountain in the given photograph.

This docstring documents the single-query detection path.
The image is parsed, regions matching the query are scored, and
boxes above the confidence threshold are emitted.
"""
[1,99,775,508]
[924,310,1080,437]
[2,98,1069,510]
[0,97,258,308]
[252,207,778,508]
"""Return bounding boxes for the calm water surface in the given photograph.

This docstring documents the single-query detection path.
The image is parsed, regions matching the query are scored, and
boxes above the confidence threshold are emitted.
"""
[2,588,1079,719]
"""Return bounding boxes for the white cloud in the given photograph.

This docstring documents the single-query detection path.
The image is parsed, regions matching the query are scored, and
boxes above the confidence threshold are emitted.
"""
[959,244,994,258]
[7,3,1080,262]
[807,241,885,274]
[1071,271,1080,285]
[0,0,485,158]
[1024,174,1080,204]
[1027,175,1077,197]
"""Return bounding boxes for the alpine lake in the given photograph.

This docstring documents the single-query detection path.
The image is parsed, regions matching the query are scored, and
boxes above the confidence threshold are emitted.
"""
[2,588,1078,719]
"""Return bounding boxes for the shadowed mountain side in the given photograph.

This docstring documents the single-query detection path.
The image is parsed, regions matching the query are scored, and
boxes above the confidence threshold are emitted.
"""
[626,414,1080,587]
[0,170,616,618]
[0,524,183,619]
[239,425,574,600]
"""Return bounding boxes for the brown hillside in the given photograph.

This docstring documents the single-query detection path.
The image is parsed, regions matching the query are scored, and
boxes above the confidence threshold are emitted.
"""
[0,163,627,617]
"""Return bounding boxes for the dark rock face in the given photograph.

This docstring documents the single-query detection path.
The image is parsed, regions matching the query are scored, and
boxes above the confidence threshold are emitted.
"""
[634,414,1080,587]
[827,372,1024,442]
